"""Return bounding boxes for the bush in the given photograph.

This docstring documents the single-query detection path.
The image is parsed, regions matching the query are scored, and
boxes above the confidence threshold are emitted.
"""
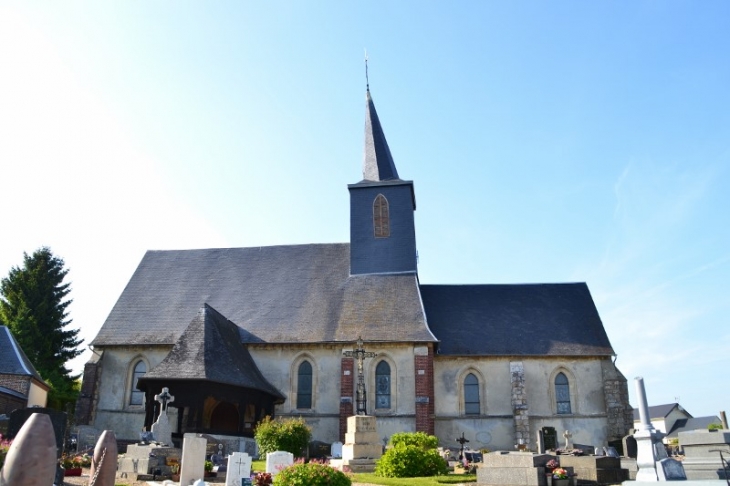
[254,416,312,456]
[389,431,439,450]
[708,423,723,431]
[375,444,449,478]
[272,462,351,486]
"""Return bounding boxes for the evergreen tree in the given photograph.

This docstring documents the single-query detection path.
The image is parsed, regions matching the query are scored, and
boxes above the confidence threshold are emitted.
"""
[0,247,82,409]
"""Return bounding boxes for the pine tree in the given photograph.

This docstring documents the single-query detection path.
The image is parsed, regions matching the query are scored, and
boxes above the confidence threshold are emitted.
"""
[0,247,82,409]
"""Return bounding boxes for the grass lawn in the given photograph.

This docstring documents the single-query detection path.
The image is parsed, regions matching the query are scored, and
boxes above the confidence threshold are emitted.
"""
[251,460,476,485]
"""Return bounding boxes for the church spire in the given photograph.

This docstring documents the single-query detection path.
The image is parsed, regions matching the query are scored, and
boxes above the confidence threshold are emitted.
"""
[363,88,399,182]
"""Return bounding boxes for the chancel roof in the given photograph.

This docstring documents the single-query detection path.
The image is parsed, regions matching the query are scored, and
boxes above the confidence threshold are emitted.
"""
[138,304,284,398]
[0,326,46,383]
[420,283,616,356]
[91,244,436,347]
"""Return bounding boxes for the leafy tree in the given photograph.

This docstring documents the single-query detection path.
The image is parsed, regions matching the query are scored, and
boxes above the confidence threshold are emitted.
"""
[0,247,82,410]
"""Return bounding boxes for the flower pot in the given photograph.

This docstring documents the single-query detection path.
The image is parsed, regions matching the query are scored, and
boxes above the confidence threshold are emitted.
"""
[553,478,569,486]
[171,473,180,481]
[64,467,83,476]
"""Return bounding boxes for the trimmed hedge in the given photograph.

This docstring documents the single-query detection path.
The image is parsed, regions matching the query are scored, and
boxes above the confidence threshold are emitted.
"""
[273,462,351,486]
[254,416,312,456]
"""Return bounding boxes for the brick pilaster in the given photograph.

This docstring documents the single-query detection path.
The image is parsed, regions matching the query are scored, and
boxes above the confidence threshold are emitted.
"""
[339,357,354,441]
[414,345,434,435]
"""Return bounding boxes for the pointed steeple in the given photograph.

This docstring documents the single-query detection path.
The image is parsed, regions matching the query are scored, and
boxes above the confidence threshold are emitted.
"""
[363,89,399,181]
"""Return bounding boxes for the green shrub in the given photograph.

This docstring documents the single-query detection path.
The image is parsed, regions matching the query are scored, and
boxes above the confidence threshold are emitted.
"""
[708,423,723,431]
[254,416,312,456]
[272,462,351,486]
[375,444,449,478]
[389,431,439,450]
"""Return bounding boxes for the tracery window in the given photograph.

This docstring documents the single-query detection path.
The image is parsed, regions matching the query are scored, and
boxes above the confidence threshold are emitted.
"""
[373,194,390,238]
[297,361,313,409]
[555,372,572,414]
[375,360,391,409]
[464,373,480,415]
[129,360,146,406]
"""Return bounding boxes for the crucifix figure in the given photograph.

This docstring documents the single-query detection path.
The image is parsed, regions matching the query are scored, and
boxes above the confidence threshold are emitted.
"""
[455,432,470,461]
[154,387,174,417]
[343,336,377,415]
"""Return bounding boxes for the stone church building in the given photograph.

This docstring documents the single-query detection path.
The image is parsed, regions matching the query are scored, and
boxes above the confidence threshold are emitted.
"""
[76,88,633,452]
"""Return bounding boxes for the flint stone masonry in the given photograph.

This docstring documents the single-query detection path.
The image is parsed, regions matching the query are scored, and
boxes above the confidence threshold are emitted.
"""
[477,452,570,486]
[679,429,730,480]
[558,455,628,484]
[510,361,530,444]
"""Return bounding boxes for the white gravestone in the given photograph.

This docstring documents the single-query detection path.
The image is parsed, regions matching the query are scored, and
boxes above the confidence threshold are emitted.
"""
[180,436,207,486]
[225,452,252,486]
[151,387,174,446]
[331,441,343,458]
[266,450,294,476]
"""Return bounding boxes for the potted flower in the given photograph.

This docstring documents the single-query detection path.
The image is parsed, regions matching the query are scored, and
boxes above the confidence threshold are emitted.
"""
[61,454,83,476]
[546,459,559,470]
[204,460,214,477]
[552,467,569,486]
[0,435,11,471]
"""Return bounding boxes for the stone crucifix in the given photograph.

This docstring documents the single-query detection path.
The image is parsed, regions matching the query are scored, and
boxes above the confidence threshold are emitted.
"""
[563,429,573,450]
[343,336,377,415]
[154,387,175,416]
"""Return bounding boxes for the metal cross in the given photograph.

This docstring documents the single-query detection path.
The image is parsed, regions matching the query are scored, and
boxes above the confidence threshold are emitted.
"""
[455,432,470,460]
[343,336,377,415]
[154,387,174,413]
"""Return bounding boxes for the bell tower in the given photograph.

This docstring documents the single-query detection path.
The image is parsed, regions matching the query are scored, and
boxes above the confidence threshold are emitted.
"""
[349,89,417,276]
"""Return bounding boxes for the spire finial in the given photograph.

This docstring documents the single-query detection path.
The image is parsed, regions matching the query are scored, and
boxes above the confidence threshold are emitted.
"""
[365,49,369,91]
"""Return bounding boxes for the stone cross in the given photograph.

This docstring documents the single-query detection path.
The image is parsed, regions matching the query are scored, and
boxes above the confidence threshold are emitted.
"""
[154,387,174,414]
[343,336,377,415]
[563,430,573,449]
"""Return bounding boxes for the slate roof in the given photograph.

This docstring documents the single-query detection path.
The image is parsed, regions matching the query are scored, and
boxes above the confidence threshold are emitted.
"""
[632,403,691,421]
[362,89,399,182]
[666,416,723,438]
[91,244,436,347]
[0,326,46,383]
[420,283,616,356]
[0,385,26,400]
[138,304,284,399]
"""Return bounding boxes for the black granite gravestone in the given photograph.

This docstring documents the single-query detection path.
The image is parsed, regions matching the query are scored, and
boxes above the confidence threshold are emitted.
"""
[8,408,67,456]
[542,426,558,451]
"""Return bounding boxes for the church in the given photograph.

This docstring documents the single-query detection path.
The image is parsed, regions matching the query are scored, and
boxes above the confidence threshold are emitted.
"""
[75,87,633,452]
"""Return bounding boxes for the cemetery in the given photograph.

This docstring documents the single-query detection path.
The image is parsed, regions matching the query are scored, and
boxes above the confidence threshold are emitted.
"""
[0,376,728,486]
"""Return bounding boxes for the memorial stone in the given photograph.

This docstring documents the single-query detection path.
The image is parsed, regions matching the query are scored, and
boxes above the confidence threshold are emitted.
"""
[151,387,175,446]
[543,427,558,451]
[180,436,207,486]
[331,441,343,458]
[7,407,67,457]
[89,430,118,486]
[226,452,252,486]
[266,451,294,476]
[656,458,687,481]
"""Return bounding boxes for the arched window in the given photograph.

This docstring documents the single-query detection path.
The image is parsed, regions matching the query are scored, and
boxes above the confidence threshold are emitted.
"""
[464,373,480,415]
[129,360,146,406]
[555,372,571,414]
[297,361,313,409]
[373,194,390,238]
[375,360,391,409]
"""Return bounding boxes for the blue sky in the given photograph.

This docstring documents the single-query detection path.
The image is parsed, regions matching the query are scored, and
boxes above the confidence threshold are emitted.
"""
[1,2,728,419]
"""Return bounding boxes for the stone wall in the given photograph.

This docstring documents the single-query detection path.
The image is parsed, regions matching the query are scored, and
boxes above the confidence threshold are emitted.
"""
[0,374,30,396]
[601,359,633,441]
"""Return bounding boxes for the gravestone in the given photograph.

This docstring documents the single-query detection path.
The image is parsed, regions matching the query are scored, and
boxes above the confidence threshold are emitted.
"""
[477,451,569,486]
[563,430,573,450]
[331,440,343,458]
[537,430,545,454]
[226,451,252,486]
[543,427,558,451]
[559,454,627,484]
[180,436,207,486]
[604,446,620,458]
[622,433,637,458]
[656,457,687,480]
[7,407,67,457]
[266,450,294,476]
[679,429,730,480]
[151,387,175,446]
